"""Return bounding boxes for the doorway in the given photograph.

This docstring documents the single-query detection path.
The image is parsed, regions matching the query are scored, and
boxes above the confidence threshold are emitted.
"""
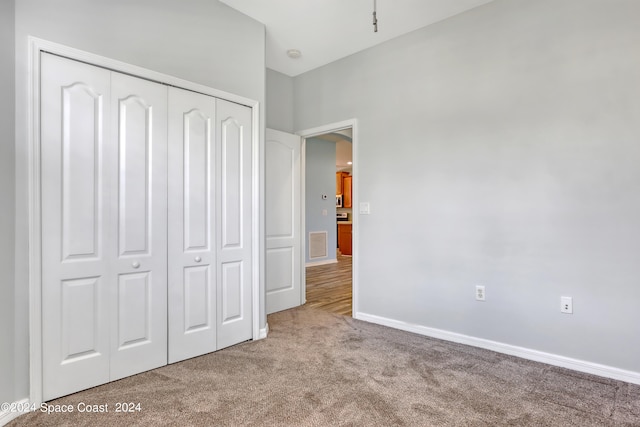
[298,120,358,317]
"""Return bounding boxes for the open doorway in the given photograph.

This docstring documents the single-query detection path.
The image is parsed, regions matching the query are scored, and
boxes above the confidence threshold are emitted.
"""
[298,120,357,318]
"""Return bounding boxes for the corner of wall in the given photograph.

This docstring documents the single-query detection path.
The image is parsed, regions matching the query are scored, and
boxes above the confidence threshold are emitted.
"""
[0,0,16,409]
[266,68,294,134]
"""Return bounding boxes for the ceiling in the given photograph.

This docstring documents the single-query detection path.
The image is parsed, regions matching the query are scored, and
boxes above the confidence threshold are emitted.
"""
[314,130,353,169]
[219,0,494,77]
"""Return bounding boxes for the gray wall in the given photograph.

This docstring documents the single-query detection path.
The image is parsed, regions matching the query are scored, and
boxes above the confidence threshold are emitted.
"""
[266,68,294,133]
[12,0,265,402]
[305,138,337,263]
[0,0,15,407]
[294,0,640,373]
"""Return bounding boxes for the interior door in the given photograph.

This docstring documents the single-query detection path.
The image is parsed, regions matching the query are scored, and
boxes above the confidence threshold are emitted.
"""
[109,72,168,380]
[167,87,217,363]
[265,128,302,314]
[216,99,253,349]
[41,53,113,400]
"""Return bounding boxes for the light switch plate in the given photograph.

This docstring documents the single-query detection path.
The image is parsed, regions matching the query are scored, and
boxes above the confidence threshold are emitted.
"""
[359,202,370,214]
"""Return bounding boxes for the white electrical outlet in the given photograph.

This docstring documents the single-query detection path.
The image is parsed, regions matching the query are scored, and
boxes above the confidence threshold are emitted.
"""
[475,285,485,301]
[561,296,573,314]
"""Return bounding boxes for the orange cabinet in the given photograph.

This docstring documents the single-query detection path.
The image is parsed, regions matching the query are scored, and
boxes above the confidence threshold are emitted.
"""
[338,223,352,256]
[342,176,352,208]
[336,172,352,208]
[336,172,348,195]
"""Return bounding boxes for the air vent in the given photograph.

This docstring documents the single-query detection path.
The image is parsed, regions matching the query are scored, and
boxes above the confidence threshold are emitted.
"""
[309,232,328,259]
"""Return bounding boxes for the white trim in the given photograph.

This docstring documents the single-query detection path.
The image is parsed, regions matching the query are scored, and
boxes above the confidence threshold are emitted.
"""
[258,323,269,340]
[27,37,262,405]
[0,399,31,426]
[350,121,359,316]
[355,312,640,386]
[299,139,307,305]
[28,36,43,408]
[305,259,338,267]
[297,119,357,140]
[251,97,261,341]
[297,119,358,315]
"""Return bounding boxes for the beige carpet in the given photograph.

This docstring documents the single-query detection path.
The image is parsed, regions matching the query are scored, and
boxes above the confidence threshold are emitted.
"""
[9,306,640,426]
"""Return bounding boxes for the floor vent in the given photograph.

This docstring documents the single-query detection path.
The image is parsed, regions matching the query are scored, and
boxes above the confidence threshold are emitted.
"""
[309,231,328,259]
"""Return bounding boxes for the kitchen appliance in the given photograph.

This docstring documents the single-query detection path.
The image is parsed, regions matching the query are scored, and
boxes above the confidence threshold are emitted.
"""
[336,212,349,221]
[336,194,343,207]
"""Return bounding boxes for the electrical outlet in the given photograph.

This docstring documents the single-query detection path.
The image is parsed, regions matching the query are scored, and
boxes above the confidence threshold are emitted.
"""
[561,296,573,314]
[475,285,485,301]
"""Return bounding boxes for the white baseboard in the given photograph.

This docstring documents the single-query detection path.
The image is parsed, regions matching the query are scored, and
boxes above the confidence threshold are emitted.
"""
[258,323,269,340]
[0,398,30,426]
[305,259,337,267]
[354,312,640,386]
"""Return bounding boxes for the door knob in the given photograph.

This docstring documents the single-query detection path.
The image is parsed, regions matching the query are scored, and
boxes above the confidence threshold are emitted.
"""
[132,261,140,269]
[194,256,202,263]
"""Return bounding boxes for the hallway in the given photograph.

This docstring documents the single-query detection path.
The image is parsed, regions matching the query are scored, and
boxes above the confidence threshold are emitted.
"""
[305,255,352,316]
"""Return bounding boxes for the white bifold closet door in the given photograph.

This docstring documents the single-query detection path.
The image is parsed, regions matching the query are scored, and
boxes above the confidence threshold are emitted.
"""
[41,53,168,400]
[167,88,217,363]
[41,52,253,401]
[214,98,253,350]
[168,87,253,362]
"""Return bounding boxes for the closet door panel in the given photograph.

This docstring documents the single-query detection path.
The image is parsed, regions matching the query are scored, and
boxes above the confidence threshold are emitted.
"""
[221,261,243,323]
[216,99,253,349]
[183,108,210,251]
[41,53,112,400]
[221,116,242,249]
[183,265,211,330]
[118,95,151,254]
[110,72,168,380]
[168,87,217,363]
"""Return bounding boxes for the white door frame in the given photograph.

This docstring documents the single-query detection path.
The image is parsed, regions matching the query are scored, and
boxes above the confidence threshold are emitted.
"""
[27,37,262,405]
[296,119,358,314]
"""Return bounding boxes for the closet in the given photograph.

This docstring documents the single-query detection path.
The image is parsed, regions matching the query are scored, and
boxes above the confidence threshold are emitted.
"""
[40,53,253,400]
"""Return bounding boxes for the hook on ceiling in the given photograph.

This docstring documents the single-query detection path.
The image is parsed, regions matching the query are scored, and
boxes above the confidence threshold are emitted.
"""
[373,0,378,32]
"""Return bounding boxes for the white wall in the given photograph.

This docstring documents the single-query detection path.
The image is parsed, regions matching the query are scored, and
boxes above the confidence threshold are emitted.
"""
[13,0,265,402]
[0,0,15,407]
[266,68,294,133]
[305,138,337,263]
[294,0,640,374]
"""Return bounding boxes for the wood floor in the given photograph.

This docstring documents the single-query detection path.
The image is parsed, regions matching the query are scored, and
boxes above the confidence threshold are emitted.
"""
[305,255,352,316]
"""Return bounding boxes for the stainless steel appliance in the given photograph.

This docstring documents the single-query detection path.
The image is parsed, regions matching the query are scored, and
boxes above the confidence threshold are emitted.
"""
[336,212,349,221]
